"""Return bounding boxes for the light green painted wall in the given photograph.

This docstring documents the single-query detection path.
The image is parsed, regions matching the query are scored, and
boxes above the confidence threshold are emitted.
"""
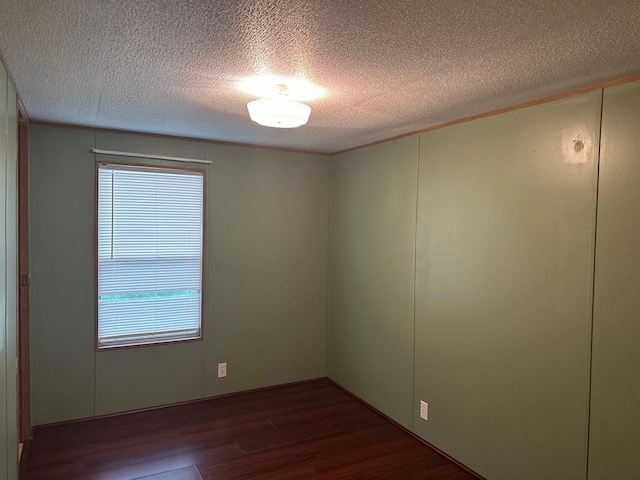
[203,143,329,397]
[29,126,329,425]
[414,92,601,480]
[30,127,97,424]
[0,60,19,479]
[95,341,205,415]
[588,82,640,480]
[328,136,418,428]
[328,90,615,479]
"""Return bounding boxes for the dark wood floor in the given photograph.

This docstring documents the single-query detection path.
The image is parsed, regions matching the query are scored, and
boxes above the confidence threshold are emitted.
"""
[22,380,478,479]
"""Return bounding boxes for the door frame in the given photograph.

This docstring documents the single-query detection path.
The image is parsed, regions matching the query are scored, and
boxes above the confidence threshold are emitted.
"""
[17,104,30,442]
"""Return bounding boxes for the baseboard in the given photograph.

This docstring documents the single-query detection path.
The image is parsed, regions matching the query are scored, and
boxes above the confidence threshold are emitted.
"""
[18,438,31,473]
[33,377,327,431]
[326,378,486,480]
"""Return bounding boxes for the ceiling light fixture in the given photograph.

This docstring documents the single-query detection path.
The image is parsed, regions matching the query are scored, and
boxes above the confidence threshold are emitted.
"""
[247,98,311,128]
[245,82,313,129]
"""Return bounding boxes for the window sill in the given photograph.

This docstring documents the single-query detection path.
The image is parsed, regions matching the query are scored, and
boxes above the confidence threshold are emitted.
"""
[96,335,203,352]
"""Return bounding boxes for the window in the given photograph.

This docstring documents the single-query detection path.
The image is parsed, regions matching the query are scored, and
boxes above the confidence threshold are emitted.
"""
[97,163,205,349]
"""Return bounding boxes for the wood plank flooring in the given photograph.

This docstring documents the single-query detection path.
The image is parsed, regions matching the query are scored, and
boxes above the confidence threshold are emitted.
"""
[21,380,478,479]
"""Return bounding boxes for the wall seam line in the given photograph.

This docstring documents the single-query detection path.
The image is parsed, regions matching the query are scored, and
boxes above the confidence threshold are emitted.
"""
[4,71,10,479]
[325,156,333,378]
[585,87,605,480]
[201,143,209,399]
[411,134,420,433]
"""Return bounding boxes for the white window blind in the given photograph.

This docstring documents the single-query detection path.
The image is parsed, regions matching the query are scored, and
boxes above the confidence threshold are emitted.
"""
[97,164,204,348]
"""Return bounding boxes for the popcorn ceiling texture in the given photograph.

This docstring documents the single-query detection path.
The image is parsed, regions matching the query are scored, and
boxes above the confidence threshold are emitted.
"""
[0,0,639,153]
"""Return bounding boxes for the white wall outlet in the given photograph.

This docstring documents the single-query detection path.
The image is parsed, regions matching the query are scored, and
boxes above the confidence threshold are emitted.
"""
[420,400,429,421]
[217,362,227,378]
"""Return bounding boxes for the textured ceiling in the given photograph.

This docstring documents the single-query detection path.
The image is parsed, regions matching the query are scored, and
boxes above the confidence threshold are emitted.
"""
[0,0,639,154]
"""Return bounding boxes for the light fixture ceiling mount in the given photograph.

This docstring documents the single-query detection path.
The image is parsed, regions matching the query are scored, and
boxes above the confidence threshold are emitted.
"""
[238,75,324,102]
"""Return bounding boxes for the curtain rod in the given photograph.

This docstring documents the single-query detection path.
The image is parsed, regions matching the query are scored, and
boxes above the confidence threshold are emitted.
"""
[91,148,212,165]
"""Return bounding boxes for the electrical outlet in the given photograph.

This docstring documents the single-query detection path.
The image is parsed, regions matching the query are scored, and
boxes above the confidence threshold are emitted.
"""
[217,362,227,378]
[420,401,429,421]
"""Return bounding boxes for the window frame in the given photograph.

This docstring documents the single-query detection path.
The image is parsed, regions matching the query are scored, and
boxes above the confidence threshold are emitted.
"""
[94,160,207,351]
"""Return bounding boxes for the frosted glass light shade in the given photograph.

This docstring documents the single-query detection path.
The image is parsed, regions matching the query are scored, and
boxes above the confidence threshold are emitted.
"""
[247,98,312,128]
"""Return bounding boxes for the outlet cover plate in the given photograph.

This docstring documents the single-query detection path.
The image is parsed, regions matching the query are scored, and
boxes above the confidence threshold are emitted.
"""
[420,401,429,421]
[218,362,227,378]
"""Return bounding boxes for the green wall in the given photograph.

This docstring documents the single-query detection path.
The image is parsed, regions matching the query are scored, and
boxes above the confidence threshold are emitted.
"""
[203,143,329,398]
[414,92,600,480]
[588,82,640,480]
[329,83,640,479]
[328,136,418,428]
[30,127,96,422]
[29,126,330,424]
[0,60,19,479]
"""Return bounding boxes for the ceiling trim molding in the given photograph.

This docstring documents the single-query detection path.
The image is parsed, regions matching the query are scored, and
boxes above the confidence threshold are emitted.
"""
[17,98,28,122]
[334,72,640,155]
